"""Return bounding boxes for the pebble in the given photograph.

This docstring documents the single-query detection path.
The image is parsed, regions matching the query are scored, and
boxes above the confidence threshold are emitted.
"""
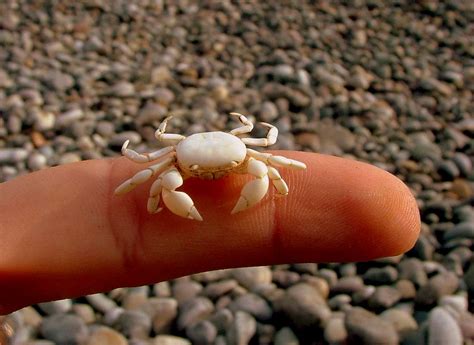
[452,153,472,177]
[140,297,177,334]
[38,299,72,315]
[229,293,272,322]
[363,266,399,285]
[86,294,118,313]
[86,326,127,345]
[185,320,217,345]
[27,152,47,170]
[40,314,89,345]
[177,297,214,331]
[232,267,272,290]
[345,307,399,345]
[109,81,136,97]
[208,308,233,333]
[0,148,28,163]
[152,335,191,345]
[45,71,75,91]
[438,160,461,180]
[444,222,474,241]
[226,311,257,345]
[398,258,428,287]
[324,317,348,344]
[274,327,299,345]
[368,286,402,310]
[20,306,42,328]
[428,307,463,345]
[153,281,171,297]
[464,261,474,294]
[55,109,84,128]
[113,310,152,339]
[396,279,417,300]
[380,309,418,336]
[415,272,459,306]
[33,111,55,131]
[72,304,96,324]
[202,279,238,299]
[331,276,365,294]
[274,283,331,329]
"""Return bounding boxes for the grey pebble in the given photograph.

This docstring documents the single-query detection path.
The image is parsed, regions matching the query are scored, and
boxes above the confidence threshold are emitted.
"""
[292,263,318,275]
[185,320,217,345]
[33,111,56,132]
[274,283,331,329]
[274,327,299,345]
[109,131,142,147]
[44,71,75,91]
[398,258,428,287]
[86,293,118,314]
[438,160,460,180]
[226,311,256,345]
[208,308,233,333]
[140,297,177,334]
[109,81,136,97]
[27,152,47,170]
[380,309,418,336]
[444,222,474,241]
[0,148,28,163]
[345,307,399,345]
[177,297,214,331]
[331,276,365,294]
[58,152,81,165]
[232,267,272,290]
[363,266,398,285]
[415,272,459,305]
[172,280,203,304]
[272,270,300,287]
[464,260,474,294]
[452,152,472,176]
[428,307,462,345]
[324,317,348,344]
[152,335,191,345]
[55,109,84,128]
[71,304,95,324]
[40,314,89,345]
[114,310,151,339]
[86,326,127,345]
[229,293,272,322]
[368,286,402,310]
[38,299,72,315]
[203,279,238,299]
[328,294,352,310]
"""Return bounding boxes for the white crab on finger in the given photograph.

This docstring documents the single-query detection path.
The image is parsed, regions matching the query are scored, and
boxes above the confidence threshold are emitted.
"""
[114,113,306,221]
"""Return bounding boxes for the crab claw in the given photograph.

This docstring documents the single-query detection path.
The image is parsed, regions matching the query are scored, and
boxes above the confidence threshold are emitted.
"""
[162,190,203,221]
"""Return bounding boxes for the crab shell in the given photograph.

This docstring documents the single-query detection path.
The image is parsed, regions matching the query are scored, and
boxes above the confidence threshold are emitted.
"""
[176,131,247,179]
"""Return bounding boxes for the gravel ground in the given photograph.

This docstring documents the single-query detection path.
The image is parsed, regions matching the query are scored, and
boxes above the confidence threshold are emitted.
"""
[1,1,473,344]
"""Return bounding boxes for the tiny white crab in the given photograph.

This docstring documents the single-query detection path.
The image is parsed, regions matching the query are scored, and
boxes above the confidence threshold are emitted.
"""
[115,113,306,221]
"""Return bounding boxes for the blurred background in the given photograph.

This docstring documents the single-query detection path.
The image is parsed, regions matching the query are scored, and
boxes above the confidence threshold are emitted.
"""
[0,0,473,344]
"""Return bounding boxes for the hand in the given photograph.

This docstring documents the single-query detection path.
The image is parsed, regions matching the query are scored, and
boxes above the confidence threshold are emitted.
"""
[0,151,420,314]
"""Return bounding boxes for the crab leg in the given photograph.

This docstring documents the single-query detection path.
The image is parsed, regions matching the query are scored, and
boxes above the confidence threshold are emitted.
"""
[114,157,175,195]
[247,149,306,170]
[121,140,174,163]
[230,112,254,136]
[147,174,164,214]
[240,122,278,147]
[267,166,289,195]
[155,116,186,145]
[161,168,203,221]
[231,158,269,214]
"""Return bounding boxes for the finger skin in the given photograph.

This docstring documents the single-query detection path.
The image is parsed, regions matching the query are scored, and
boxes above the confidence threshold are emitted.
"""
[0,152,420,313]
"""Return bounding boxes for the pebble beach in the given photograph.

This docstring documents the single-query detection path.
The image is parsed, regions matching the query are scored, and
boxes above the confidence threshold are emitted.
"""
[1,1,473,344]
